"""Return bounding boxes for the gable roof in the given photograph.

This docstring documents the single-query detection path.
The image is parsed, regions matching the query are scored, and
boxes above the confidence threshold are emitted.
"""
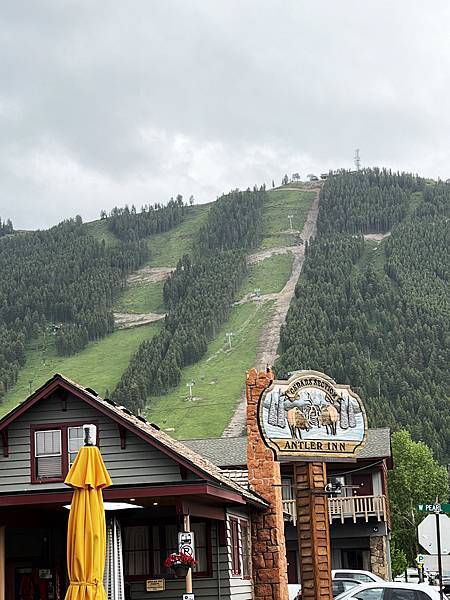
[184,428,392,467]
[0,374,267,507]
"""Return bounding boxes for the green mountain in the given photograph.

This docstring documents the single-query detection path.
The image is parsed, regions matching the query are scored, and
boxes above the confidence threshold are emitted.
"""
[0,186,315,440]
[1,170,448,459]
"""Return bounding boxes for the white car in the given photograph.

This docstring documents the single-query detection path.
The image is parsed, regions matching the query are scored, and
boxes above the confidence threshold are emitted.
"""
[289,571,385,600]
[335,581,443,600]
[333,570,385,583]
[288,583,301,600]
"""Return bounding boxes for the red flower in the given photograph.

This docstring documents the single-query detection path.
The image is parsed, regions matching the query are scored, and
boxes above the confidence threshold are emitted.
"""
[164,552,197,568]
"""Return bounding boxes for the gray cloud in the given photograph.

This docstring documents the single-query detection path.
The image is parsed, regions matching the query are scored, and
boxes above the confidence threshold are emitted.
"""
[1,0,450,228]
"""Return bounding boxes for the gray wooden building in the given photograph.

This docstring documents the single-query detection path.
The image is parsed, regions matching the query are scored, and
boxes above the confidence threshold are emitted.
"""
[0,374,266,600]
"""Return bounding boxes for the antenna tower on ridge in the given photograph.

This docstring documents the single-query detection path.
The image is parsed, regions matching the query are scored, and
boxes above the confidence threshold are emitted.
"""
[354,149,361,171]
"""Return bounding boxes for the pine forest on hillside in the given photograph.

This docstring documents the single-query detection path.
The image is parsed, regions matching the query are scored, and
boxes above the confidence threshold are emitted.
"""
[317,168,423,234]
[0,217,13,237]
[276,170,450,461]
[0,202,186,398]
[111,187,266,412]
[106,196,186,241]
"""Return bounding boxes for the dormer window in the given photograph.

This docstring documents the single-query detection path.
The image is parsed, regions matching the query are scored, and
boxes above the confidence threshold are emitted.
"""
[31,422,98,483]
[35,429,62,479]
[68,426,84,467]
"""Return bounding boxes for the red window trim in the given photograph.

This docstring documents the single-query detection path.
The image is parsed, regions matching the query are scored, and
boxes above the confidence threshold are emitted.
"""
[30,421,99,484]
[123,520,213,581]
[230,517,241,576]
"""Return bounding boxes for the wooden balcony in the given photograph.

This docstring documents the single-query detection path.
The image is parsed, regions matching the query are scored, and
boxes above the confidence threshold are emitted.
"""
[283,494,387,526]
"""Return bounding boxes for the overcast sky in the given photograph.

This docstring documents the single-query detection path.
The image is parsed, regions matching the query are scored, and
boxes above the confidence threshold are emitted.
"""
[1,1,450,229]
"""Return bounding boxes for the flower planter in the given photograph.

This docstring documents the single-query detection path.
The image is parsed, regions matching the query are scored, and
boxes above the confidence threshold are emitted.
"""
[164,551,196,576]
[173,564,189,578]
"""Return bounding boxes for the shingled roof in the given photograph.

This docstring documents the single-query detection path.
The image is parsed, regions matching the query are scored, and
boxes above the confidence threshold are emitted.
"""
[184,429,392,468]
[0,374,267,507]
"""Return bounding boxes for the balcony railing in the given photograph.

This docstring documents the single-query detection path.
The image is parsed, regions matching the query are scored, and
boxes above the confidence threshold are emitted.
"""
[283,494,387,526]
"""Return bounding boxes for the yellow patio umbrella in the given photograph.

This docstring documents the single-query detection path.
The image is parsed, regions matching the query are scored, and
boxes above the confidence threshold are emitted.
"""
[64,433,112,600]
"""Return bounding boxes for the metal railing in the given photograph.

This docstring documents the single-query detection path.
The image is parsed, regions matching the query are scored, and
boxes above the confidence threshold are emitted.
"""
[283,494,387,526]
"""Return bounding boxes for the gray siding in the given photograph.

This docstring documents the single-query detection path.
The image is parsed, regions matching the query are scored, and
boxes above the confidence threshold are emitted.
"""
[0,392,198,493]
[128,524,231,600]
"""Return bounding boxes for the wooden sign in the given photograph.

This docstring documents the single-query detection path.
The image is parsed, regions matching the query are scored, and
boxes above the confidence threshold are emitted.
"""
[258,370,367,460]
[146,579,165,592]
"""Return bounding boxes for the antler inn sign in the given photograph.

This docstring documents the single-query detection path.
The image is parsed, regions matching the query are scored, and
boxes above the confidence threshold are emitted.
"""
[258,370,368,460]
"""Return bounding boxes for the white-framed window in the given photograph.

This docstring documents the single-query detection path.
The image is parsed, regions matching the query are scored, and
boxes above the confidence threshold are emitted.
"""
[68,426,84,467]
[34,429,62,479]
[281,477,294,500]
[229,516,251,579]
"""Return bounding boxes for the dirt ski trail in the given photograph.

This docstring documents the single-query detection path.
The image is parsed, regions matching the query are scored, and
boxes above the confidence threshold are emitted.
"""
[127,266,173,285]
[114,312,166,329]
[222,190,320,437]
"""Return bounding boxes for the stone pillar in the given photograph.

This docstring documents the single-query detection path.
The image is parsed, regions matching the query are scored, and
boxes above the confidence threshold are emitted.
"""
[294,463,333,600]
[246,368,289,600]
[370,535,389,580]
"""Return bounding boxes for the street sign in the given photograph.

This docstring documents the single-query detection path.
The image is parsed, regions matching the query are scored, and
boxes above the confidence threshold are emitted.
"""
[417,504,450,513]
[418,514,450,555]
[178,531,195,558]
[416,554,425,565]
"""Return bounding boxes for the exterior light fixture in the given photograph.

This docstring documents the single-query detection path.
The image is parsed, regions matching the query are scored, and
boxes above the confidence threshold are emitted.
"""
[64,502,143,511]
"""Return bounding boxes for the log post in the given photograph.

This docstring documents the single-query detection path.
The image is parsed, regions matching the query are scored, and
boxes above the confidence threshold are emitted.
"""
[294,463,332,600]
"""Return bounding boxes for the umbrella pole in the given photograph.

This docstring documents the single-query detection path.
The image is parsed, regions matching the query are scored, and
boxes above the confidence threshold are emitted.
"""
[183,515,193,594]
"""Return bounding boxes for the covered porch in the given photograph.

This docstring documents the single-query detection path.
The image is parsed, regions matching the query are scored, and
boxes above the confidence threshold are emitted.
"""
[0,482,254,600]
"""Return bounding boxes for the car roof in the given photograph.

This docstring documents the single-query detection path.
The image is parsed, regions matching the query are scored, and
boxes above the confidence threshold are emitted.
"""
[345,582,434,590]
[333,570,380,575]
[332,570,384,580]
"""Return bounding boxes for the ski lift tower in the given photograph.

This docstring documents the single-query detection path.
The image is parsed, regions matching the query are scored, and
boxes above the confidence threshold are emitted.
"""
[225,332,234,350]
[288,215,294,230]
[186,380,195,399]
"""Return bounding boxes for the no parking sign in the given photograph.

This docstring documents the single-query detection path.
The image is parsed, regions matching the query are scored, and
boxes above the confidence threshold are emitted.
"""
[178,531,195,558]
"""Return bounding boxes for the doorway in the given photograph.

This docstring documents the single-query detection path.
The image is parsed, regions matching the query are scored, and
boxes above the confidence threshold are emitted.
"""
[287,549,299,583]
[5,524,66,600]
[351,474,373,496]
[341,549,371,571]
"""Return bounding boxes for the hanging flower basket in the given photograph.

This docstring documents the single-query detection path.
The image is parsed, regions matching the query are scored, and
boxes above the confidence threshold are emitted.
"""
[164,551,197,578]
[173,564,189,578]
